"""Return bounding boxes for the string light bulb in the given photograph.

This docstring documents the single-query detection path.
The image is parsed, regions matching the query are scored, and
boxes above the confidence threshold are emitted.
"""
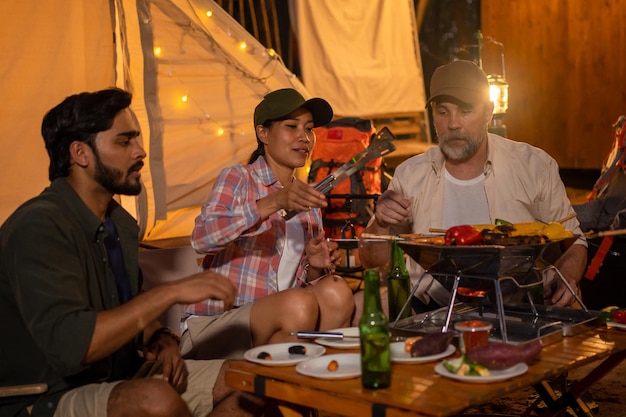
[151,2,301,141]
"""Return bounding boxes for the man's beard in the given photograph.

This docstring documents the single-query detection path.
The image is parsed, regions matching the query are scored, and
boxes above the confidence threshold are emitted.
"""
[438,131,484,161]
[93,151,143,196]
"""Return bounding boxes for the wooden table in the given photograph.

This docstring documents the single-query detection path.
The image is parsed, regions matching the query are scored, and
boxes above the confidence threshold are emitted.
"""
[225,326,626,417]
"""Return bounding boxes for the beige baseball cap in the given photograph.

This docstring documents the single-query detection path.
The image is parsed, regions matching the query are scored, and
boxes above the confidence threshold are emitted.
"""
[426,60,490,107]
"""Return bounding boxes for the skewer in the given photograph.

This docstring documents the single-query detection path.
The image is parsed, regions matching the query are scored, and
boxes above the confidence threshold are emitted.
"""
[589,229,626,238]
[555,213,577,224]
[358,232,446,244]
[359,232,405,241]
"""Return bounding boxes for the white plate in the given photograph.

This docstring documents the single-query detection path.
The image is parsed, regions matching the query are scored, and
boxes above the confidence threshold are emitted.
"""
[435,361,528,383]
[607,321,626,330]
[296,353,361,380]
[244,343,325,366]
[390,342,455,364]
[315,327,360,349]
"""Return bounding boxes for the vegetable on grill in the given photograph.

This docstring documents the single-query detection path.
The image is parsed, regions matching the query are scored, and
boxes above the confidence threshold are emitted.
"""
[444,225,483,246]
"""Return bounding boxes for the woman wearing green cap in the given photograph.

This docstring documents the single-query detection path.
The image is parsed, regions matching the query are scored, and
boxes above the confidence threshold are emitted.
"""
[181,88,355,360]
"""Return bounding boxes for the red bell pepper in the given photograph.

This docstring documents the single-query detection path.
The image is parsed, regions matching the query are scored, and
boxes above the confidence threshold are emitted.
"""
[445,225,483,246]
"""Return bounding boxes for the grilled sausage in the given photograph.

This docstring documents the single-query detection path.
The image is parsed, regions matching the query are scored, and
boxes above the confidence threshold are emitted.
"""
[410,331,455,357]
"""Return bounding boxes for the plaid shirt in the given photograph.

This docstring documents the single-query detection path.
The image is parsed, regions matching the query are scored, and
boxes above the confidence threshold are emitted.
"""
[186,156,322,316]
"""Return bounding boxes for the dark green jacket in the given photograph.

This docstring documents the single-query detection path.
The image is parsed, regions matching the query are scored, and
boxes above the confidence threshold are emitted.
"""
[0,178,142,416]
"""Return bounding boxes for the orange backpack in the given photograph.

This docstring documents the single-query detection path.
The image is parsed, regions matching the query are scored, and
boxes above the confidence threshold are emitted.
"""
[308,117,387,239]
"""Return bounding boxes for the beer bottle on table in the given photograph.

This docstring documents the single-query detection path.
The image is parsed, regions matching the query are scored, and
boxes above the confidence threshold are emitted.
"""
[387,239,411,322]
[359,269,391,389]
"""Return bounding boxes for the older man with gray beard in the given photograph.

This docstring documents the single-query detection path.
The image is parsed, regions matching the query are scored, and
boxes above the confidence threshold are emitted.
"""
[360,60,587,313]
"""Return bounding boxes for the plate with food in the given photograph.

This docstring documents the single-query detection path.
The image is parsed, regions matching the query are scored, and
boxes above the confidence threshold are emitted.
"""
[435,357,528,383]
[244,343,325,366]
[314,327,360,349]
[390,342,455,364]
[391,332,456,364]
[295,353,361,380]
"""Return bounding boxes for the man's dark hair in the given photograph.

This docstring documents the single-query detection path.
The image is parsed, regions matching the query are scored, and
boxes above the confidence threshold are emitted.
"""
[41,88,132,181]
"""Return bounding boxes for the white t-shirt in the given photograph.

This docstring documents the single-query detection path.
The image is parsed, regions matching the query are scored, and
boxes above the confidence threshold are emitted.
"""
[442,166,491,228]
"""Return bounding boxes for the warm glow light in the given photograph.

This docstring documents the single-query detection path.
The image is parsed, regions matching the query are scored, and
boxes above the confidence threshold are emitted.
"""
[267,48,276,58]
[487,75,509,114]
[181,95,189,103]
[238,41,247,51]
[206,10,213,17]
[216,128,225,136]
[154,46,162,57]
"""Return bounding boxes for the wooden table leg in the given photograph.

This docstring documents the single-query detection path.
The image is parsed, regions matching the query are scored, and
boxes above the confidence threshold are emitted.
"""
[531,349,626,417]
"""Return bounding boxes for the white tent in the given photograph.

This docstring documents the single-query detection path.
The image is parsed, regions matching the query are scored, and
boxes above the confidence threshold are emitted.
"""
[0,0,426,242]
[291,0,426,117]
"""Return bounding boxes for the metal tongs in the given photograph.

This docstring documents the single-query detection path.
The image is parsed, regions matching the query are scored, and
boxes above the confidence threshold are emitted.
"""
[283,126,397,220]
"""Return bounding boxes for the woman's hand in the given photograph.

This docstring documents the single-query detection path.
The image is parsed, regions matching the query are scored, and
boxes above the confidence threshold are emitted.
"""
[306,231,341,273]
[276,179,328,212]
[256,179,328,221]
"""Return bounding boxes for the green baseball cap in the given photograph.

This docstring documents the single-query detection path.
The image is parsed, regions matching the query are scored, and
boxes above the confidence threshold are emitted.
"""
[426,60,490,107]
[254,88,333,127]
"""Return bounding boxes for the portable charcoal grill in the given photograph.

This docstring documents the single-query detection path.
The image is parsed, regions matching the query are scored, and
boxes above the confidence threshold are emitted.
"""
[393,237,599,345]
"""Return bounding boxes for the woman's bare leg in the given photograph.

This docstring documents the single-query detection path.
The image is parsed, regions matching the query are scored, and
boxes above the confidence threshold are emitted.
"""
[249,287,320,345]
[309,275,354,329]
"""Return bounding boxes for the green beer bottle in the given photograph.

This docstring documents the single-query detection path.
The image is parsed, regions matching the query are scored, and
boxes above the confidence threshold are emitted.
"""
[387,239,411,322]
[359,269,391,389]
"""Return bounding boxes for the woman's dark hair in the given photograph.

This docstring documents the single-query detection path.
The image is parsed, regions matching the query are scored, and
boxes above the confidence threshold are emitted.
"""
[248,119,275,164]
[41,88,132,181]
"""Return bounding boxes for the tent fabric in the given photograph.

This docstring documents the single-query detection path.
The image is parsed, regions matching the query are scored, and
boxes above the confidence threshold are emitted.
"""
[117,0,314,240]
[290,0,426,117]
[1,0,427,242]
[0,0,311,241]
[0,0,115,225]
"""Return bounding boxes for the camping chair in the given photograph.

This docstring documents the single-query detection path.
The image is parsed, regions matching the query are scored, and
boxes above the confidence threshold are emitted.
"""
[0,384,47,399]
[0,383,48,415]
